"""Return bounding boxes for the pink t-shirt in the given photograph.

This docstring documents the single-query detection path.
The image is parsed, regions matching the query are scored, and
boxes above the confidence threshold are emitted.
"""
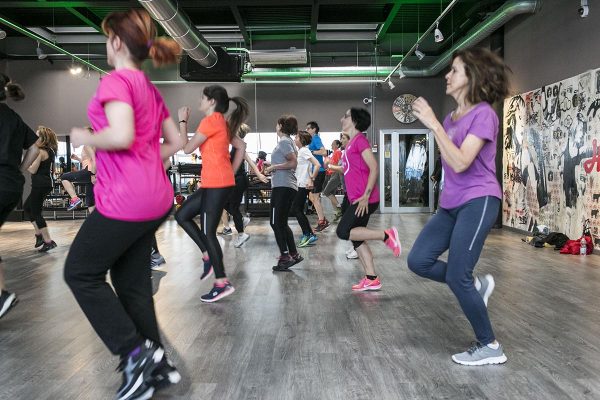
[87,69,173,221]
[342,133,380,204]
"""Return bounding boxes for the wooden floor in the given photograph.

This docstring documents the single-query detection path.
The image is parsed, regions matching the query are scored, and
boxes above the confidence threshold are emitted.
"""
[1,213,600,400]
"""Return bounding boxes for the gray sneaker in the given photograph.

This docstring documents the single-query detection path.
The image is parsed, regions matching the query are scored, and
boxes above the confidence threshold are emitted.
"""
[452,342,507,366]
[476,274,495,307]
[150,251,166,270]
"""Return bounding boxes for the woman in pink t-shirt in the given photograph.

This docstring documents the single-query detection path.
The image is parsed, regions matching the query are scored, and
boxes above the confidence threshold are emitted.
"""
[64,9,185,400]
[335,107,401,291]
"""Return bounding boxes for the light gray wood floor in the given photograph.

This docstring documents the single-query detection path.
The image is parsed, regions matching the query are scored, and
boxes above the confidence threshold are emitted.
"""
[1,213,600,400]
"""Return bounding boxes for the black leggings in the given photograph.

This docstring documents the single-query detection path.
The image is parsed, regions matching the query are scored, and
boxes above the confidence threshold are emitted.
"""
[270,187,297,255]
[175,187,233,279]
[24,186,52,229]
[336,202,379,249]
[291,187,312,236]
[64,210,168,356]
[0,190,22,228]
[223,175,248,233]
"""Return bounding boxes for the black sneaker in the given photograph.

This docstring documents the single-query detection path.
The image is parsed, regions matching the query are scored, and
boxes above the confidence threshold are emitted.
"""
[200,258,213,281]
[272,255,295,271]
[39,240,57,253]
[116,339,164,400]
[34,234,44,248]
[290,253,304,266]
[150,251,166,270]
[220,227,233,236]
[148,355,181,392]
[0,290,18,319]
[200,282,235,303]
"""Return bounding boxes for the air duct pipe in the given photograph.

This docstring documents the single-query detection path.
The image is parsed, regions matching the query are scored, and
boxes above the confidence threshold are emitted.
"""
[243,66,393,79]
[403,0,539,77]
[138,0,218,67]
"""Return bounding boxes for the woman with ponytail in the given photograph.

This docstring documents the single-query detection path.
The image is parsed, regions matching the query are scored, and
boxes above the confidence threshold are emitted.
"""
[0,73,40,320]
[64,9,185,400]
[24,125,58,252]
[176,85,248,303]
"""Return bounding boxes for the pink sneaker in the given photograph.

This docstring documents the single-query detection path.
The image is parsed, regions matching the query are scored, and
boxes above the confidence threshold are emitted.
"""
[351,277,382,291]
[384,227,401,257]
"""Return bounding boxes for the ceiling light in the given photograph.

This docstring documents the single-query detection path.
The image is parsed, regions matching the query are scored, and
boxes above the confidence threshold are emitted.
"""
[70,64,83,75]
[434,22,444,43]
[415,47,425,61]
[387,80,395,90]
[0,29,6,40]
[36,42,47,60]
[398,68,405,79]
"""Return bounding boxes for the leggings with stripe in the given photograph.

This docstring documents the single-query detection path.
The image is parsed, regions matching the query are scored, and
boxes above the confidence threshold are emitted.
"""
[407,196,500,345]
[175,187,233,279]
[270,187,297,255]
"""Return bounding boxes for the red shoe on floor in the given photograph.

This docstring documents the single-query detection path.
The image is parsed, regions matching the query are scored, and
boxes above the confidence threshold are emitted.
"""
[351,277,382,291]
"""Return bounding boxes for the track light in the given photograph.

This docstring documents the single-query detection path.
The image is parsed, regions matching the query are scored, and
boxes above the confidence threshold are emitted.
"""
[434,22,444,43]
[398,68,405,79]
[387,80,395,90]
[0,29,6,40]
[415,46,425,61]
[36,42,47,60]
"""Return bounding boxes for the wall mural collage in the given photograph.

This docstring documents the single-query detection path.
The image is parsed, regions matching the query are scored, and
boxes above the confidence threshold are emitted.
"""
[503,68,600,247]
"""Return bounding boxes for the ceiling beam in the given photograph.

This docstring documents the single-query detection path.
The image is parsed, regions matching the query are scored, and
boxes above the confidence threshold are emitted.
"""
[377,1,402,41]
[229,5,249,46]
[310,1,319,44]
[66,7,101,32]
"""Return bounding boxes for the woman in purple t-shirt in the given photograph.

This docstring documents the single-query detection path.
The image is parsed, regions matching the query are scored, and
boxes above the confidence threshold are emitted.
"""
[335,108,401,291]
[409,47,510,366]
[64,9,185,399]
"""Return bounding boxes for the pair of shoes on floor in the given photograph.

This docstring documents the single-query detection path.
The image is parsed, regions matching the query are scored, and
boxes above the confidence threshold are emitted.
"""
[272,253,303,271]
[116,339,180,400]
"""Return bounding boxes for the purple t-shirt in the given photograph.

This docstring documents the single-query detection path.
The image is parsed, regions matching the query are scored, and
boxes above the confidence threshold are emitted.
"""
[440,102,501,209]
[342,133,379,204]
[87,69,173,221]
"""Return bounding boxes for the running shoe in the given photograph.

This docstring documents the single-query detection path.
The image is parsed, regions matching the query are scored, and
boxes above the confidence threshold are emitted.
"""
[297,235,310,248]
[314,219,330,232]
[34,234,44,248]
[38,240,57,253]
[150,251,166,270]
[148,355,181,392]
[0,290,18,319]
[272,254,295,271]
[307,234,318,245]
[234,233,250,248]
[200,282,235,303]
[452,342,507,366]
[200,258,213,281]
[67,196,82,211]
[346,249,359,259]
[243,217,251,229]
[116,339,164,400]
[333,208,343,223]
[384,227,401,257]
[351,277,382,291]
[290,252,304,266]
[220,227,233,236]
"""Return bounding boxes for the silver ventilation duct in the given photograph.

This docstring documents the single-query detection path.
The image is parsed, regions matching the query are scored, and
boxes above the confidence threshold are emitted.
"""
[138,0,218,67]
[403,0,539,77]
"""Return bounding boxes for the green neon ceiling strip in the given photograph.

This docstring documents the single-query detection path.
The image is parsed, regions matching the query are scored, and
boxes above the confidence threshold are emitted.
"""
[0,16,107,75]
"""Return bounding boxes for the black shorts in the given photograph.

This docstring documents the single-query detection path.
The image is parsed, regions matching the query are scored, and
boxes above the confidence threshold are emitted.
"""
[311,171,326,194]
[335,201,379,249]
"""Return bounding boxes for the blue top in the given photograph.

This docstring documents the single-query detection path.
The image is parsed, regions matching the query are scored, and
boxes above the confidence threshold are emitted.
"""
[308,133,325,172]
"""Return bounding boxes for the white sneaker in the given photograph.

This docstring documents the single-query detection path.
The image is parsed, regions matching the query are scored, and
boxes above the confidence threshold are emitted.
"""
[243,217,251,228]
[345,246,355,256]
[346,249,358,259]
[234,233,250,248]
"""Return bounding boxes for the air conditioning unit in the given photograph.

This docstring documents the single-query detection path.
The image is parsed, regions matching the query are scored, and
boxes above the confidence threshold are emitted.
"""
[180,47,243,82]
[248,48,307,65]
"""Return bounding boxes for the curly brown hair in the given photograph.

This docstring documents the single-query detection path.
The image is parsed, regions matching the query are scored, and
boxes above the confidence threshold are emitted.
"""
[453,47,511,105]
[36,126,58,152]
[277,115,298,136]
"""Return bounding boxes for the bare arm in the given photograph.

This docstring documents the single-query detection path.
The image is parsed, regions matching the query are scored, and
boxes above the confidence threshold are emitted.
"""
[412,97,485,173]
[161,117,185,160]
[20,143,40,174]
[70,101,135,150]
[265,152,297,173]
[312,146,328,156]
[353,148,378,217]
[27,149,47,174]
[244,152,269,183]
[86,146,97,175]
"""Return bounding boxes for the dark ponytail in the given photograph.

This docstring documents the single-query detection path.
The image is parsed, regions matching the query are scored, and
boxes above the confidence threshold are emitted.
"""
[227,96,249,141]
[0,73,25,101]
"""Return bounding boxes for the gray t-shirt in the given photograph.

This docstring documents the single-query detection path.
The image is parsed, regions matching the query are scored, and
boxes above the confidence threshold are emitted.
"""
[270,135,297,190]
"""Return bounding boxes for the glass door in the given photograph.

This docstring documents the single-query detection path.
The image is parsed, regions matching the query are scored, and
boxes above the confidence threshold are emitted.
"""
[379,129,433,213]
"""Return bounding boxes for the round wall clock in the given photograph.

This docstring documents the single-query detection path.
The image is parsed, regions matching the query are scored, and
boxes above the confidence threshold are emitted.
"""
[392,94,418,124]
